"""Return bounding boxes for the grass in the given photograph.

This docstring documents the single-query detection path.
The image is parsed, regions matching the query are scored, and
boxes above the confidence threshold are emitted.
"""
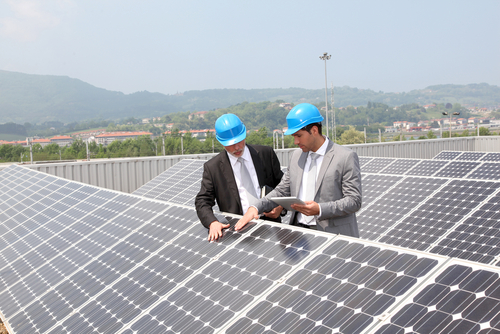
[0,133,26,141]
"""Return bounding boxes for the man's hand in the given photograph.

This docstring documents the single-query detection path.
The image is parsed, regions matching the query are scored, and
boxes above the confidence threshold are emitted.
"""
[291,201,320,217]
[235,207,259,231]
[208,221,230,241]
[262,205,283,219]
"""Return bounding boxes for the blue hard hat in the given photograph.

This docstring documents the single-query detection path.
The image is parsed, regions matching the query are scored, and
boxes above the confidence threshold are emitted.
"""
[284,103,324,135]
[215,114,247,146]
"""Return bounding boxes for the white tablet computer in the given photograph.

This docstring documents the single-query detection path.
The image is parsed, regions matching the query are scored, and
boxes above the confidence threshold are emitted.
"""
[269,197,305,211]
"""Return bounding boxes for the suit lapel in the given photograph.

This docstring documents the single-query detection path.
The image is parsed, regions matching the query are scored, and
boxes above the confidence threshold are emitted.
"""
[316,140,335,192]
[248,145,265,188]
[294,151,308,195]
[220,151,242,212]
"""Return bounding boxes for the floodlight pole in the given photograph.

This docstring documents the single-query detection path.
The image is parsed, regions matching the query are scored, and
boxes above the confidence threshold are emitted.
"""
[162,136,165,156]
[86,139,90,161]
[181,134,184,155]
[320,52,331,138]
[331,82,336,142]
[27,137,33,164]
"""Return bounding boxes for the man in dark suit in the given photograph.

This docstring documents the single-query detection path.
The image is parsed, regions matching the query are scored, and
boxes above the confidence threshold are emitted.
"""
[236,103,362,237]
[195,114,284,241]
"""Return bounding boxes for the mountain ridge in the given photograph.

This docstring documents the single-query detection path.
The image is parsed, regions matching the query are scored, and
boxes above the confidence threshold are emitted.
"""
[0,70,498,124]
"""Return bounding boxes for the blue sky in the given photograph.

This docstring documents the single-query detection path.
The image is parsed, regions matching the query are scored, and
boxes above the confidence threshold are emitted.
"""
[1,0,499,95]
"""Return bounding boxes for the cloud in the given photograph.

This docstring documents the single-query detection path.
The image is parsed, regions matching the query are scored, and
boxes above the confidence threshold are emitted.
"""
[0,0,73,41]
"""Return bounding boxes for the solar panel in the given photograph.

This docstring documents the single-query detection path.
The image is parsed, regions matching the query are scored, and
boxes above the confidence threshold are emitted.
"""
[379,159,420,175]
[372,260,500,334]
[433,161,481,178]
[430,188,500,264]
[358,177,447,241]
[3,162,500,333]
[359,157,374,168]
[133,159,195,197]
[433,151,463,160]
[379,180,500,253]
[459,152,487,161]
[126,223,329,333]
[361,158,396,174]
[468,163,500,180]
[0,165,333,334]
[133,159,205,206]
[360,174,404,207]
[482,153,500,162]
[404,160,450,177]
[224,237,444,334]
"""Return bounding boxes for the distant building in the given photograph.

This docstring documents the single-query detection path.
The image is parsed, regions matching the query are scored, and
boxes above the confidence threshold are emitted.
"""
[142,117,162,124]
[50,135,74,147]
[95,131,152,146]
[279,103,292,110]
[30,138,52,148]
[188,111,208,120]
[164,129,215,139]
[73,129,106,140]
[468,118,480,125]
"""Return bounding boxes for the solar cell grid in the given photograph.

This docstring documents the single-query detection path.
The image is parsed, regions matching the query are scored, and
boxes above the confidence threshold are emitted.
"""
[133,159,205,204]
[358,177,447,241]
[361,158,396,174]
[359,174,403,208]
[433,151,462,160]
[433,160,481,178]
[127,222,329,334]
[401,159,450,177]
[459,152,487,161]
[379,159,421,175]
[225,238,442,334]
[431,190,500,264]
[4,158,500,333]
[373,261,500,334]
[468,162,500,180]
[133,159,193,196]
[380,180,500,254]
[359,157,374,167]
[482,153,500,162]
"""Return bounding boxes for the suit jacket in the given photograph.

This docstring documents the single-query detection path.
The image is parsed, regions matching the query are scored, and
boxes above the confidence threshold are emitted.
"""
[256,140,362,237]
[195,144,284,228]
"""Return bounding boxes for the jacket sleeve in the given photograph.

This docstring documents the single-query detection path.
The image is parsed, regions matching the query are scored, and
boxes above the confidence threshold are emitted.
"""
[195,164,219,229]
[269,148,284,187]
[256,167,291,214]
[318,151,362,220]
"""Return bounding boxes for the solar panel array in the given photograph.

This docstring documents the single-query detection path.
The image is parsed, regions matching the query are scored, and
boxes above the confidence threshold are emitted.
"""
[358,151,500,266]
[134,152,500,265]
[133,159,206,206]
[1,151,500,333]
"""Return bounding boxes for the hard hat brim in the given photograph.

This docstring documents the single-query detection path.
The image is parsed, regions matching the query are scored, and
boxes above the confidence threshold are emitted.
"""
[284,115,324,135]
[216,128,246,146]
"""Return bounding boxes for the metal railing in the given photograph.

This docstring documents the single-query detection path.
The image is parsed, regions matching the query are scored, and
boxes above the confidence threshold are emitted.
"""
[5,136,498,193]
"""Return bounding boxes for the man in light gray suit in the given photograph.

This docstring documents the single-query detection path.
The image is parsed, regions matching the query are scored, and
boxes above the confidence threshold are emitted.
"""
[235,103,362,237]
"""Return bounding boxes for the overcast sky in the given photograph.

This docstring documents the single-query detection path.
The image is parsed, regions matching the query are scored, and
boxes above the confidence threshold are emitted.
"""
[1,0,499,95]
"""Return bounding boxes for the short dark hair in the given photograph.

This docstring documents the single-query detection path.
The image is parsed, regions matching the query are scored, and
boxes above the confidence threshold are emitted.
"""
[302,122,322,135]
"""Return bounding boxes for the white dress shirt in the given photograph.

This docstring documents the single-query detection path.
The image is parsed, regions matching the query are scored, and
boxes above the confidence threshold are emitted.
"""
[227,146,260,213]
[297,136,329,225]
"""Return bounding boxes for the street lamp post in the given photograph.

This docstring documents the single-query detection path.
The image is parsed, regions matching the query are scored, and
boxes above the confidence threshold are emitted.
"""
[331,82,336,142]
[442,103,460,138]
[319,52,331,138]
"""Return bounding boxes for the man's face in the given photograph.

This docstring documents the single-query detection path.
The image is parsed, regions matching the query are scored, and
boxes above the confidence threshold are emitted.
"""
[224,139,246,157]
[292,129,315,152]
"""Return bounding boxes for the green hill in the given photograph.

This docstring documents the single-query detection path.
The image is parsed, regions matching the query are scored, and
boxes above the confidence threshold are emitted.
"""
[0,70,498,124]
